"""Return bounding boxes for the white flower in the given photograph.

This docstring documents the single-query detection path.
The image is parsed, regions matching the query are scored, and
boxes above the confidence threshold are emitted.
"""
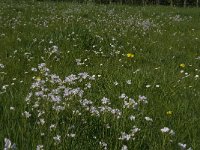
[146,85,151,88]
[10,107,15,110]
[161,127,170,133]
[75,59,84,66]
[126,80,131,85]
[119,93,128,99]
[138,95,148,104]
[40,133,45,136]
[99,141,107,150]
[85,83,91,89]
[119,132,131,141]
[36,145,44,150]
[161,127,175,136]
[31,68,37,72]
[51,45,59,54]
[169,130,175,136]
[185,72,189,76]
[50,124,56,131]
[67,133,76,138]
[156,84,160,87]
[53,135,61,143]
[2,85,9,90]
[0,64,5,69]
[101,97,110,105]
[37,118,45,125]
[114,81,119,86]
[178,143,187,149]
[22,111,31,118]
[4,138,11,150]
[145,117,153,122]
[4,138,16,150]
[131,126,140,134]
[129,115,135,121]
[121,145,128,150]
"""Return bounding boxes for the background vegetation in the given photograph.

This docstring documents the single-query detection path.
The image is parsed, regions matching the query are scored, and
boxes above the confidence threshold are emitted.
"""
[35,0,200,7]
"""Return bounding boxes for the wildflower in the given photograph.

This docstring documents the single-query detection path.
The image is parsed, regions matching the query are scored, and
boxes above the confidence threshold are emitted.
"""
[178,143,187,149]
[127,53,134,58]
[2,85,9,90]
[36,145,44,150]
[114,81,118,86]
[85,83,91,89]
[0,63,5,69]
[101,97,110,105]
[166,111,173,116]
[129,115,136,121]
[179,63,185,68]
[119,132,131,141]
[138,95,148,104]
[37,118,45,125]
[4,138,16,150]
[126,80,131,85]
[10,107,15,110]
[145,116,153,122]
[146,85,151,88]
[53,135,61,143]
[50,124,56,131]
[22,111,31,118]
[169,130,175,136]
[40,133,45,136]
[67,133,76,138]
[121,145,128,150]
[161,127,170,133]
[99,141,108,150]
[131,126,140,134]
[160,127,175,135]
[119,93,128,99]
[156,84,160,88]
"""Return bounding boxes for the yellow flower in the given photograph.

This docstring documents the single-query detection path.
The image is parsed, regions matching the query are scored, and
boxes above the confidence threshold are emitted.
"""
[166,111,173,116]
[127,53,134,58]
[36,76,41,81]
[179,63,185,68]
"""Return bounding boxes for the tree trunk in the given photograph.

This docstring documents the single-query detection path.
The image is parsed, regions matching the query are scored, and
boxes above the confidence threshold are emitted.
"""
[142,0,146,6]
[131,0,133,5]
[156,0,160,5]
[170,0,173,6]
[197,0,199,7]
[184,0,187,7]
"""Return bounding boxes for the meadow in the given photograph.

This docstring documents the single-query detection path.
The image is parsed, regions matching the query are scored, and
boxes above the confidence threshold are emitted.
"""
[0,1,200,149]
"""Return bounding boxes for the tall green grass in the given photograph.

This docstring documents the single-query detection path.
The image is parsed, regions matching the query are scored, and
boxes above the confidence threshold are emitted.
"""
[0,1,200,149]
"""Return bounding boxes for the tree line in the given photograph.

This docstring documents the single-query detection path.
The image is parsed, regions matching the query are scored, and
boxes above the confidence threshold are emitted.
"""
[46,0,199,7]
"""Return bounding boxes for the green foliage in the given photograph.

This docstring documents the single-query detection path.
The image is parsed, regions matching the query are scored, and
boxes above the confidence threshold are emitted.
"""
[0,1,200,149]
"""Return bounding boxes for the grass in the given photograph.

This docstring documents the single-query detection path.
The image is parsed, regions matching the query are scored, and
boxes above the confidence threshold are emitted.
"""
[0,1,200,149]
